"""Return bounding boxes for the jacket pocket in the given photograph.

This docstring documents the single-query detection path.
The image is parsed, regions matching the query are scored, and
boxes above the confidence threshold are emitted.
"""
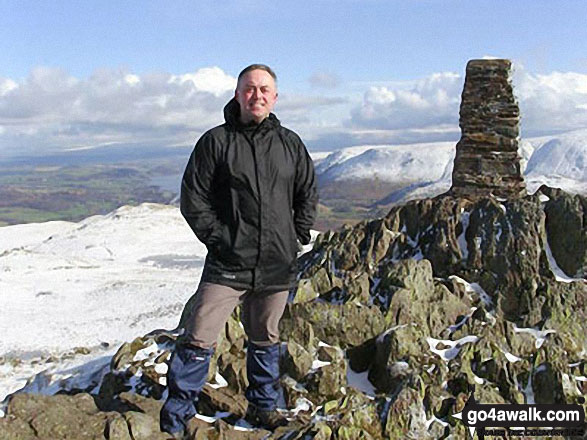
[206,223,225,250]
[212,223,231,253]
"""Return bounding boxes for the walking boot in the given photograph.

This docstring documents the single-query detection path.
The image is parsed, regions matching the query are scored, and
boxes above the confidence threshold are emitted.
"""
[245,403,288,430]
[160,344,213,436]
[244,343,288,429]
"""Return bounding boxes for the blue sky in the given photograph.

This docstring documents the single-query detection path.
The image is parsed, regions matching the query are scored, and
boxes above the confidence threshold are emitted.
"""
[1,0,587,155]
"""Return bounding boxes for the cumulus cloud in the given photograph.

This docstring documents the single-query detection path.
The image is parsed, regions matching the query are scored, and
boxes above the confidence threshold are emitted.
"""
[514,67,587,135]
[347,66,587,142]
[3,63,587,157]
[0,66,236,155]
[169,67,236,97]
[348,72,463,131]
[0,78,18,96]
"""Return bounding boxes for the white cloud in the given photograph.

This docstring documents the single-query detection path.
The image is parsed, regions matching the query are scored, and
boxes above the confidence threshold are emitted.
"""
[124,74,140,86]
[348,66,587,140]
[0,66,236,155]
[0,78,18,96]
[514,67,587,135]
[169,66,236,97]
[3,63,587,157]
[349,72,463,131]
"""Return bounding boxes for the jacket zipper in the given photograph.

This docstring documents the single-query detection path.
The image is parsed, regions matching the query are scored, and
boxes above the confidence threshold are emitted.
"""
[244,130,263,288]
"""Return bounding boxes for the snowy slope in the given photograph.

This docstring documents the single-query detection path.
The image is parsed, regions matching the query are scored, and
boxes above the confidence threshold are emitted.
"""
[0,205,320,403]
[316,141,456,184]
[525,130,587,180]
[0,203,206,401]
[524,129,587,193]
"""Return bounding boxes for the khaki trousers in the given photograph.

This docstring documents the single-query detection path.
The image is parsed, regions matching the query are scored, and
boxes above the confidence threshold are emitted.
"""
[182,282,289,348]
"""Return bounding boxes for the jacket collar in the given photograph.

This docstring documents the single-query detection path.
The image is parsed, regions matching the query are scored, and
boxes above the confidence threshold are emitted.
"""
[223,98,280,132]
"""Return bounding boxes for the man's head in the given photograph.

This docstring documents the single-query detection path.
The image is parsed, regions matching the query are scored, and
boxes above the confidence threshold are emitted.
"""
[235,64,278,124]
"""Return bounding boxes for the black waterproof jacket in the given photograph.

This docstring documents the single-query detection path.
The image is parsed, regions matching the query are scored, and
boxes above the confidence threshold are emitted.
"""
[180,99,318,292]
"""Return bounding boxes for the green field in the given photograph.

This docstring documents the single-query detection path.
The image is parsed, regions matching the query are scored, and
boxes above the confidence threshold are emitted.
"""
[0,163,177,225]
[0,160,395,232]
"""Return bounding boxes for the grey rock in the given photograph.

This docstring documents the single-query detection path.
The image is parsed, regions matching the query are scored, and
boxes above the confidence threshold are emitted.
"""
[107,415,132,440]
[124,411,159,440]
[541,186,587,278]
[284,340,313,381]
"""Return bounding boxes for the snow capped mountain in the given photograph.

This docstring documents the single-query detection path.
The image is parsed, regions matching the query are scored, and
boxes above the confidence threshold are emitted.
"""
[525,129,587,180]
[315,130,587,200]
[316,141,455,184]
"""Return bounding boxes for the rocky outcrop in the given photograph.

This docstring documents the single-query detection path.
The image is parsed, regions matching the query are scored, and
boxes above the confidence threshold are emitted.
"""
[450,59,527,198]
[3,187,584,439]
[541,186,587,278]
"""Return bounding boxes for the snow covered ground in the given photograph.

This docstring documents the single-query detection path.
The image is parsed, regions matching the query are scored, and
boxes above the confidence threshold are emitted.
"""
[0,203,205,401]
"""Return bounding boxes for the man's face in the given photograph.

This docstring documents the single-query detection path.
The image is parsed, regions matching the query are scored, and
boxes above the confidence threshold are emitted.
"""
[235,69,278,124]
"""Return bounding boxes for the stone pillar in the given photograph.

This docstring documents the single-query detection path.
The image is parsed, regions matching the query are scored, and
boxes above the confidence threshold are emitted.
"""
[450,59,526,198]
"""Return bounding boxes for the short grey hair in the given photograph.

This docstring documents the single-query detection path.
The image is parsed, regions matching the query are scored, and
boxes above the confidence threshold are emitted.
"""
[237,64,277,85]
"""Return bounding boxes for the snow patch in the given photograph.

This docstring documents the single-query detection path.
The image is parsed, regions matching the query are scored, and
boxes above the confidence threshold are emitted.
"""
[346,361,376,397]
[427,335,479,361]
[316,141,456,183]
[544,237,585,282]
[15,354,112,397]
[0,204,206,400]
[502,350,522,363]
[291,397,313,416]
[426,415,449,429]
[448,276,493,306]
[133,342,160,362]
[195,413,217,423]
[154,362,168,375]
[209,372,228,389]
[312,360,331,369]
[513,326,556,349]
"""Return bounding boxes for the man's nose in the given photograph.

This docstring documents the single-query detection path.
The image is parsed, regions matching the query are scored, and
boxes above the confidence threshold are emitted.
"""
[252,88,261,98]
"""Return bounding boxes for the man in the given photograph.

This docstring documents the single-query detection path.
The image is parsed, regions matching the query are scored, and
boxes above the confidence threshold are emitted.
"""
[160,64,318,438]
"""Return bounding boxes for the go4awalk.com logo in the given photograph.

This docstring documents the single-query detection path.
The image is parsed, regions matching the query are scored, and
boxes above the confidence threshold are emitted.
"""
[452,394,585,439]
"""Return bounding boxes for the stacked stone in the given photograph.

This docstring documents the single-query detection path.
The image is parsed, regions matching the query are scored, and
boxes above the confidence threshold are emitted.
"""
[450,59,526,198]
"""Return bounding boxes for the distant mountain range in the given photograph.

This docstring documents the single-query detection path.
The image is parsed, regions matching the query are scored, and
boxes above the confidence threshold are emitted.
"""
[314,129,587,204]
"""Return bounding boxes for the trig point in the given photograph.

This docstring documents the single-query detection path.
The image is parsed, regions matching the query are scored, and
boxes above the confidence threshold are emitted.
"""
[450,59,526,198]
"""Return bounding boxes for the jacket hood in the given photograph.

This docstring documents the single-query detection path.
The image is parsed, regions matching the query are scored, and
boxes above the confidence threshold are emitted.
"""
[223,98,280,130]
